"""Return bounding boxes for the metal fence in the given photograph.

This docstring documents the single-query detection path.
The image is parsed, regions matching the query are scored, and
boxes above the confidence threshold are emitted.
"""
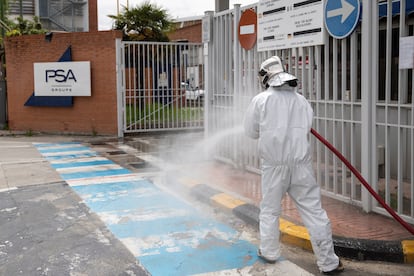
[118,41,205,134]
[204,1,414,223]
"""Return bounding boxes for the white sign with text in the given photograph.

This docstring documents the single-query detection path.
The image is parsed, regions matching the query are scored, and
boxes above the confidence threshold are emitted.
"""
[257,0,325,51]
[399,36,414,69]
[34,61,91,96]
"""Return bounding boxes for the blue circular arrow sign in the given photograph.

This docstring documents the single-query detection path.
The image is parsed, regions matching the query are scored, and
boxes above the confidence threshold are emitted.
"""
[325,0,361,39]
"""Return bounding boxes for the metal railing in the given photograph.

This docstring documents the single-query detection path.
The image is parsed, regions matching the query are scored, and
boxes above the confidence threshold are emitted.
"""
[38,0,87,32]
[119,41,205,134]
[204,1,414,223]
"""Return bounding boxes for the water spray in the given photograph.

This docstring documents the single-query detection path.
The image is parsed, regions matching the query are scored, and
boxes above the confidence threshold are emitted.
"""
[311,128,414,235]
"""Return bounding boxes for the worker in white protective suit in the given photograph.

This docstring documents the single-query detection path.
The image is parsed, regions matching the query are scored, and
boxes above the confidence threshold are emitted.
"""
[243,56,344,274]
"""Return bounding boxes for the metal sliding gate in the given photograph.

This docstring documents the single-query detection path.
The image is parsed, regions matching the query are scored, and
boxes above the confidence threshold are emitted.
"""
[204,1,414,223]
[118,41,205,134]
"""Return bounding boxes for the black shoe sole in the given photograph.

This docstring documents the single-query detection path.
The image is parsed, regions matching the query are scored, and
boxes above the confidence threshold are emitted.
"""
[322,261,344,275]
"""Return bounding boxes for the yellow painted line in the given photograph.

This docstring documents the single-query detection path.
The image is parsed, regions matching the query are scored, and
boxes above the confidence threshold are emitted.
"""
[179,177,201,188]
[209,191,314,252]
[402,240,414,263]
[280,218,313,251]
[211,193,246,210]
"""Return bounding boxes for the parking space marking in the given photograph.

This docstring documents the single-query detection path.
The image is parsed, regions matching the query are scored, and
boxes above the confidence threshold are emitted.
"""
[33,142,315,275]
[34,143,259,275]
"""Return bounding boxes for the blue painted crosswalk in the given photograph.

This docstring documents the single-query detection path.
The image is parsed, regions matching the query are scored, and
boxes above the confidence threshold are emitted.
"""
[33,142,260,275]
[74,180,258,275]
[51,158,114,169]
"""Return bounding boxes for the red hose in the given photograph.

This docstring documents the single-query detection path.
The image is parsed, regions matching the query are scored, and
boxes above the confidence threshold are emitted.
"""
[311,128,414,236]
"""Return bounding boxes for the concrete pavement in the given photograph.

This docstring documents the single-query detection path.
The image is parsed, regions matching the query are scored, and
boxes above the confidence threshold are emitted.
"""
[0,136,149,275]
[1,131,414,276]
[0,133,316,275]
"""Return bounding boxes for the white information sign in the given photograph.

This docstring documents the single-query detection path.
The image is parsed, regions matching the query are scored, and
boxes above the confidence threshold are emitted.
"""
[202,15,211,43]
[399,36,414,69]
[257,0,325,51]
[158,72,168,87]
[34,61,91,96]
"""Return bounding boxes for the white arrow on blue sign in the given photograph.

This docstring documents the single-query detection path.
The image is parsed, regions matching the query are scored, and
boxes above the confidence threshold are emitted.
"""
[324,0,361,39]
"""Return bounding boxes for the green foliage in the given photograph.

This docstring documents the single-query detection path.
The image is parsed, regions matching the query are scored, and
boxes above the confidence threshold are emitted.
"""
[125,103,204,127]
[5,28,19,36]
[108,1,173,42]
[5,16,46,36]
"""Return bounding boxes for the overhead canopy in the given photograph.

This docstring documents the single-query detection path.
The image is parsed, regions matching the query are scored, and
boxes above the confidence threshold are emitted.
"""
[378,0,414,18]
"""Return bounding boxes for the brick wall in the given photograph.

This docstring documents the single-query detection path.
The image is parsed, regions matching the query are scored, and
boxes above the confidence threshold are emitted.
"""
[4,31,123,135]
[168,22,202,43]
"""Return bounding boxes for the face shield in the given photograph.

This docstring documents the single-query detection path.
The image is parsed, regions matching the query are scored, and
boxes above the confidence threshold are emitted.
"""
[267,72,298,88]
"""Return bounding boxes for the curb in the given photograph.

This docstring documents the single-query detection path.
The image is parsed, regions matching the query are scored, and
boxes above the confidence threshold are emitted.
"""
[179,178,414,264]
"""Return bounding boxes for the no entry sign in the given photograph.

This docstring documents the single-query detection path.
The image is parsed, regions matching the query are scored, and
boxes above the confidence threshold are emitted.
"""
[238,9,257,50]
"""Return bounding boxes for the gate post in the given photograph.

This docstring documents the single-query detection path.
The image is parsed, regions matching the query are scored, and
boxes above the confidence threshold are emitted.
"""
[233,4,241,163]
[203,11,214,138]
[116,38,124,138]
[361,0,378,212]
[0,80,6,129]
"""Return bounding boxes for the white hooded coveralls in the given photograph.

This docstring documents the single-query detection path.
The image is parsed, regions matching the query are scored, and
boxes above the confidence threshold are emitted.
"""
[243,84,339,272]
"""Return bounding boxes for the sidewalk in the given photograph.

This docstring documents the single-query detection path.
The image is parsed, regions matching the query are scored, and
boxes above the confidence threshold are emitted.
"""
[174,162,414,263]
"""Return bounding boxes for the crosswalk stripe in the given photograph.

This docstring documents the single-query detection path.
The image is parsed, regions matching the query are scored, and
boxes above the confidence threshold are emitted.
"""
[65,174,142,187]
[50,156,109,165]
[56,164,123,173]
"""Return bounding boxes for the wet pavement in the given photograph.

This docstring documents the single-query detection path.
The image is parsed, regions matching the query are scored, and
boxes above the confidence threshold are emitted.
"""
[118,132,414,263]
[183,162,414,240]
[176,162,414,263]
[0,134,314,275]
[1,131,414,275]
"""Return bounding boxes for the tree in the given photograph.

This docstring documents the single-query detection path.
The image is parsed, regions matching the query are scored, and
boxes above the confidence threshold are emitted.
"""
[3,16,46,37]
[108,1,173,41]
[0,6,47,83]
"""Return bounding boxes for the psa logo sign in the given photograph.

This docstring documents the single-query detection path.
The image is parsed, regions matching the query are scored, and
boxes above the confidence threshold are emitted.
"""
[45,69,77,83]
[34,61,91,96]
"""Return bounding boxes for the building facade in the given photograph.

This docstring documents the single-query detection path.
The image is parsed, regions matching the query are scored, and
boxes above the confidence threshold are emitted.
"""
[6,0,97,32]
